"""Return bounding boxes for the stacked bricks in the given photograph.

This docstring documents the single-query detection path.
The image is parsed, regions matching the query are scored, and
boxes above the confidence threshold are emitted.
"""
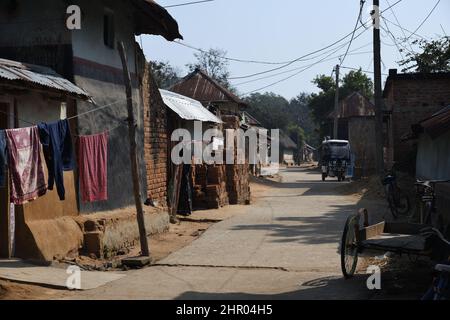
[142,62,168,207]
[192,164,229,209]
[222,115,251,205]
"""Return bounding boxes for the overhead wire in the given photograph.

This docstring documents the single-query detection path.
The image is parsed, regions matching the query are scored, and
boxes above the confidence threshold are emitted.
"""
[229,0,403,81]
[163,0,214,8]
[339,0,366,67]
[405,0,441,41]
[239,32,370,96]
[384,0,414,52]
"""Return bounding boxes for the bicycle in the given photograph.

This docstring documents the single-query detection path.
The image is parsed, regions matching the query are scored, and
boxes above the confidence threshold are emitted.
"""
[382,169,411,219]
[414,179,450,230]
[421,228,450,300]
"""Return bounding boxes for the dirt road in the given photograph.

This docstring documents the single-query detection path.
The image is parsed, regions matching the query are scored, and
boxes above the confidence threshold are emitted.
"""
[65,167,393,299]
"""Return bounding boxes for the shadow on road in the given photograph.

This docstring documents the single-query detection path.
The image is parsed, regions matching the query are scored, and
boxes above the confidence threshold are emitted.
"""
[230,203,355,245]
[174,269,427,300]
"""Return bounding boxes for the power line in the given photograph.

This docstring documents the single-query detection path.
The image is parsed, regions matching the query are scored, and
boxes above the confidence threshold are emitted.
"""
[341,65,388,76]
[405,0,441,41]
[233,49,372,86]
[382,16,425,40]
[240,37,367,96]
[174,41,291,65]
[164,0,214,8]
[229,23,372,80]
[340,0,366,66]
[229,0,403,80]
[384,0,414,52]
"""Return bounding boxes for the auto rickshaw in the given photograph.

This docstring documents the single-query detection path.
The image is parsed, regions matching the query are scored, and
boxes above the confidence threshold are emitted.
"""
[319,139,351,181]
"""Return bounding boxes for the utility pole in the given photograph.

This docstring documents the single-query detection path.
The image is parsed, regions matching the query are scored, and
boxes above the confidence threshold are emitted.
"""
[372,0,385,176]
[333,64,340,139]
[118,42,150,258]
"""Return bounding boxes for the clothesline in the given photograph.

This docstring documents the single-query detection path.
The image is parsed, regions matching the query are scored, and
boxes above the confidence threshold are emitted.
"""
[0,97,132,135]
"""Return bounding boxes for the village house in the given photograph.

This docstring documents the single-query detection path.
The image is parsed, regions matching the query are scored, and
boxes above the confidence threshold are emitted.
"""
[0,0,182,261]
[278,132,297,167]
[170,69,251,209]
[158,88,222,215]
[327,92,377,178]
[383,69,450,171]
[170,68,248,116]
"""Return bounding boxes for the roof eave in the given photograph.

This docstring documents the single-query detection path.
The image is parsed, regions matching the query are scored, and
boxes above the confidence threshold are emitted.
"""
[133,0,183,41]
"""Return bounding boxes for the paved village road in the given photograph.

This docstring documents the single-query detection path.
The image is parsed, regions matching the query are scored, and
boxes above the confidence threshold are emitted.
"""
[71,167,377,299]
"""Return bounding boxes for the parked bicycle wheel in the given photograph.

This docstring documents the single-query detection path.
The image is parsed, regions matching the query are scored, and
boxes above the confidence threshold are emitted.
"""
[340,214,359,278]
[385,184,398,219]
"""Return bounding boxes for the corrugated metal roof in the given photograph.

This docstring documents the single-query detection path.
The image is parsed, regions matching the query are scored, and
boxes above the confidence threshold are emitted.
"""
[160,89,222,123]
[0,58,91,99]
[170,69,247,107]
[413,105,450,139]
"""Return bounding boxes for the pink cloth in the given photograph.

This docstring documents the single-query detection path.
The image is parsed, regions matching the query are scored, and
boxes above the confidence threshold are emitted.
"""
[6,126,47,205]
[78,133,108,203]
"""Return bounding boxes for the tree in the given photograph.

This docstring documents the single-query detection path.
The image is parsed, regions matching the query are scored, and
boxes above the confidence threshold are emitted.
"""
[341,70,374,99]
[399,36,450,73]
[308,69,374,127]
[186,48,234,90]
[288,93,320,146]
[149,61,180,89]
[243,92,291,130]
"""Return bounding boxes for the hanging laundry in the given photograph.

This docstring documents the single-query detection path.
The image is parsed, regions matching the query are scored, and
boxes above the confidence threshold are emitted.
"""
[5,126,47,205]
[38,119,75,200]
[78,132,108,203]
[0,130,7,187]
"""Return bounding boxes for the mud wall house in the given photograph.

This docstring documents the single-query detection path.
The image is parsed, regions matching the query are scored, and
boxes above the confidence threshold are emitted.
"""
[158,89,223,211]
[278,132,297,166]
[411,106,450,231]
[327,92,377,177]
[170,69,251,208]
[0,0,182,261]
[0,59,91,259]
[240,112,271,176]
[383,69,450,170]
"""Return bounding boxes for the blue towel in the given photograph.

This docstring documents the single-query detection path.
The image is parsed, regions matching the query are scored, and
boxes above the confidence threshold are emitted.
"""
[0,130,7,187]
[38,119,75,200]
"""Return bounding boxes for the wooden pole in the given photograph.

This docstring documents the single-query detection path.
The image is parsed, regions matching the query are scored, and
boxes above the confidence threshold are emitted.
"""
[333,64,340,139]
[373,0,385,176]
[118,41,150,257]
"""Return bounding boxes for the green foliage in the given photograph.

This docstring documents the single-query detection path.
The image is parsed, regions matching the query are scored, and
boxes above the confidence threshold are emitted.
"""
[288,93,320,146]
[244,92,291,130]
[186,48,235,91]
[243,92,320,147]
[308,69,374,130]
[341,70,374,99]
[286,123,306,148]
[149,61,180,89]
[399,36,450,73]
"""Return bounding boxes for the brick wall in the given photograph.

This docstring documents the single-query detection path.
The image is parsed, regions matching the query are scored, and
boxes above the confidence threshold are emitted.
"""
[385,77,450,166]
[348,117,377,177]
[142,63,168,207]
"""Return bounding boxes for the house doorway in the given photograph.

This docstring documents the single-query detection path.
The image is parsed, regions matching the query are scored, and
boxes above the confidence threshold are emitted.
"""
[0,100,14,258]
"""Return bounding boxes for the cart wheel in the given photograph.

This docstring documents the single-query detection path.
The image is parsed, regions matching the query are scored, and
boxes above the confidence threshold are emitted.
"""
[340,215,359,279]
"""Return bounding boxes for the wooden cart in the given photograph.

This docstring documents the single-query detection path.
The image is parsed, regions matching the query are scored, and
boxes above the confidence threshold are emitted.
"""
[340,208,434,278]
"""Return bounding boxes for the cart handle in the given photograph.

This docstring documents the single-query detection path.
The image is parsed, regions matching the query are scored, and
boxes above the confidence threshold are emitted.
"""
[358,208,369,228]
